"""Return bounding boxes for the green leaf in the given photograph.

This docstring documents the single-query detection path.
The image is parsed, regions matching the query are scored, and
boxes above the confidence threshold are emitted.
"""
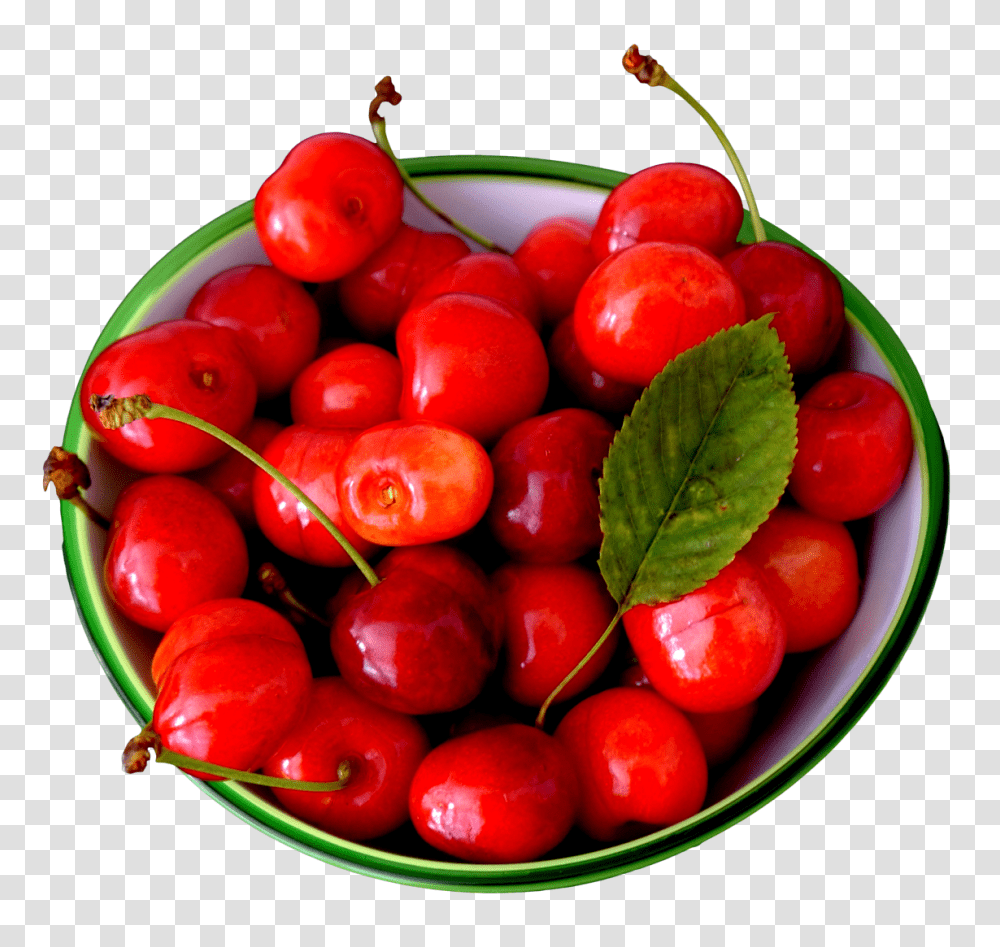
[598,315,797,610]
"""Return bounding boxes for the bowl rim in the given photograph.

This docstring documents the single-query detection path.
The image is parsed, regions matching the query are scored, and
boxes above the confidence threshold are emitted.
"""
[60,154,948,892]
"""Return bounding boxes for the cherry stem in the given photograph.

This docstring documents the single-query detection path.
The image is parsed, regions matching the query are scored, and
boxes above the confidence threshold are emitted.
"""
[42,446,110,530]
[90,394,380,589]
[257,562,330,627]
[623,45,768,245]
[369,76,510,254]
[535,604,625,730]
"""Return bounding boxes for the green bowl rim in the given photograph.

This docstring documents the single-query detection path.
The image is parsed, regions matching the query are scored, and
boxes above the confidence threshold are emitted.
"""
[60,154,948,892]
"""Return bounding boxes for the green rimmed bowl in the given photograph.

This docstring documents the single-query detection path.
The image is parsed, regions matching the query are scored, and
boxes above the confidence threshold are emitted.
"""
[61,155,948,892]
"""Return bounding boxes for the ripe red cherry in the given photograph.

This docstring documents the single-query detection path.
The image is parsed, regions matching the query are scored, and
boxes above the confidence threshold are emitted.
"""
[723,241,845,376]
[408,723,579,863]
[788,371,913,522]
[184,264,321,400]
[491,562,619,707]
[254,132,403,282]
[742,505,860,653]
[396,293,549,445]
[573,241,747,387]
[554,687,707,842]
[81,320,257,474]
[487,408,615,564]
[290,343,402,430]
[591,162,744,261]
[623,554,786,714]
[263,677,430,841]
[104,476,249,633]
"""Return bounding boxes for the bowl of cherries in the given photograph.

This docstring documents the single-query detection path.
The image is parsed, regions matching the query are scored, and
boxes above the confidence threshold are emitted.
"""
[50,51,947,891]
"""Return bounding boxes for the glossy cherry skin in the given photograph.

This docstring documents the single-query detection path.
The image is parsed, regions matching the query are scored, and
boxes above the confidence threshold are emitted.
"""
[408,723,579,863]
[337,419,493,546]
[337,223,469,340]
[104,476,249,633]
[397,293,549,445]
[623,554,786,714]
[742,505,860,653]
[254,132,403,283]
[554,687,707,842]
[573,241,747,387]
[488,408,615,564]
[290,343,402,430]
[491,562,619,707]
[81,320,257,474]
[788,371,913,522]
[263,677,430,841]
[184,264,321,400]
[723,241,845,376]
[591,162,744,261]
[330,568,495,716]
[512,216,597,327]
[252,425,379,568]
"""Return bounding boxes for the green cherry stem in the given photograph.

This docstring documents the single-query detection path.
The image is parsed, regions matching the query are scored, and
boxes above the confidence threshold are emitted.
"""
[42,445,110,530]
[90,393,380,589]
[623,45,768,245]
[369,77,510,254]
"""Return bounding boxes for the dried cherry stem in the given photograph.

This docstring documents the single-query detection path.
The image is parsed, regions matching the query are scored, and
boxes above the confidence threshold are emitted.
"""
[123,722,352,791]
[623,45,768,245]
[369,76,510,254]
[258,562,330,627]
[90,394,380,589]
[42,446,110,530]
[535,604,625,730]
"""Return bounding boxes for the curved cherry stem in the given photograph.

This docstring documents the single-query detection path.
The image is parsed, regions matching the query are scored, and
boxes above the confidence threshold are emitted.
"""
[258,562,331,627]
[369,77,510,254]
[535,604,625,730]
[42,446,110,530]
[90,394,380,589]
[623,45,767,245]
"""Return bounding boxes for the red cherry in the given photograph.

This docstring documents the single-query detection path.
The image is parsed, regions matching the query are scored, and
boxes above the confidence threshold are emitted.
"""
[554,687,707,842]
[408,723,579,863]
[252,424,379,568]
[573,241,746,387]
[254,132,403,282]
[741,505,860,653]
[591,162,744,261]
[184,264,321,400]
[491,562,619,707]
[397,294,549,445]
[263,677,430,841]
[684,702,757,768]
[623,554,786,714]
[104,476,249,633]
[290,343,402,430]
[81,320,257,474]
[788,371,913,522]
[723,241,845,376]
[487,408,615,564]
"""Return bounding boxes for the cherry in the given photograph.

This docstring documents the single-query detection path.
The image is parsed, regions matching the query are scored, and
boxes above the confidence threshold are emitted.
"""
[184,264,322,400]
[254,132,403,282]
[81,320,257,474]
[742,505,860,653]
[622,554,786,714]
[104,476,249,633]
[290,343,402,430]
[262,677,430,841]
[396,293,549,445]
[788,371,913,522]
[487,408,615,564]
[554,686,707,842]
[491,562,619,708]
[573,241,746,387]
[408,723,579,863]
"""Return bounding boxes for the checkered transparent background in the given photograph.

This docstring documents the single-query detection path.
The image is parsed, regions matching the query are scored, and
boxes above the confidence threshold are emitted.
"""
[2,0,997,944]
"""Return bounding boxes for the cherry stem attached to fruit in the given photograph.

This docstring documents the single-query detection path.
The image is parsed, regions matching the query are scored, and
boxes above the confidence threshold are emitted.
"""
[258,562,330,627]
[123,723,352,791]
[369,76,510,254]
[535,604,625,730]
[623,45,768,245]
[42,446,110,530]
[90,394,380,589]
